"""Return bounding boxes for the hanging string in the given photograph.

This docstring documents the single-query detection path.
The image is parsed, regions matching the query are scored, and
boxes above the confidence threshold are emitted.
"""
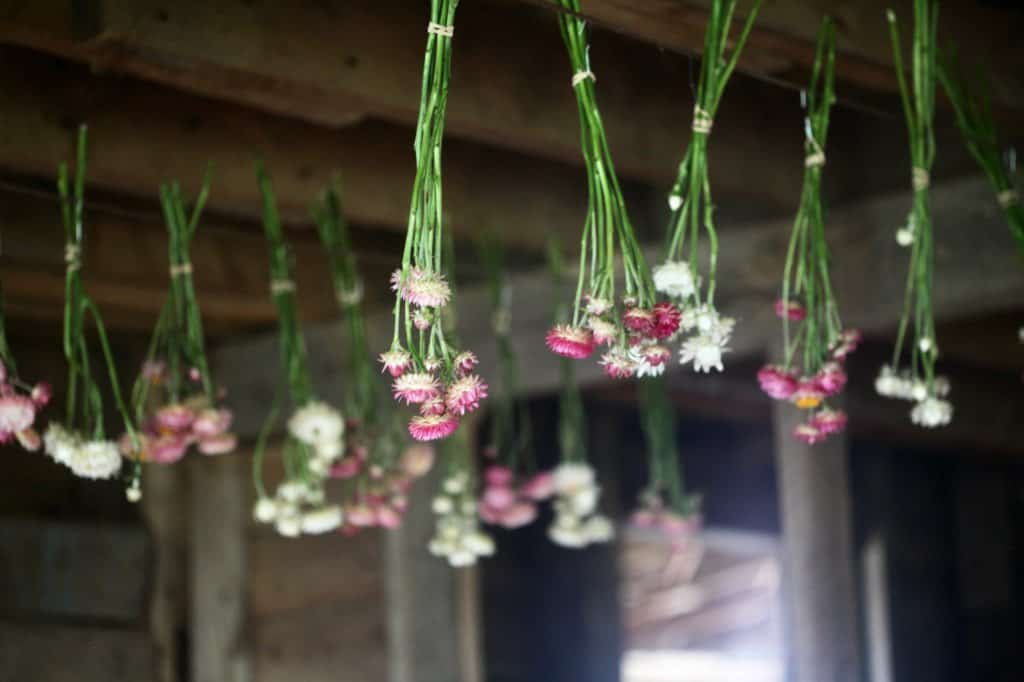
[912,167,930,191]
[169,262,193,277]
[335,279,364,307]
[571,70,596,87]
[691,106,713,134]
[64,243,80,271]
[803,118,826,168]
[427,22,454,38]
[270,279,296,295]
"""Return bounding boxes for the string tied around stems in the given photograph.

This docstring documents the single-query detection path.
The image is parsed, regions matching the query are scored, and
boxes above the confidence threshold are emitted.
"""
[997,189,1019,208]
[804,119,826,168]
[169,262,193,277]
[571,70,596,88]
[335,279,364,307]
[427,22,454,38]
[270,279,296,295]
[912,167,930,191]
[691,106,713,135]
[64,243,81,271]
[492,308,511,336]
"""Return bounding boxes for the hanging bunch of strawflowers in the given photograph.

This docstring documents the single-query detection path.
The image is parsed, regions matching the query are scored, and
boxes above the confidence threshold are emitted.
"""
[43,125,141,489]
[937,48,1023,259]
[121,170,237,499]
[475,234,553,531]
[380,0,488,441]
[757,18,860,445]
[545,0,680,380]
[875,1,952,429]
[545,240,613,549]
[312,184,434,534]
[633,378,702,545]
[0,276,50,452]
[658,0,761,374]
[251,164,346,537]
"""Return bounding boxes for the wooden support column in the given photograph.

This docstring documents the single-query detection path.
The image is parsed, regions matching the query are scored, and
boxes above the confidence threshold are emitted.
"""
[190,452,250,682]
[771,401,862,682]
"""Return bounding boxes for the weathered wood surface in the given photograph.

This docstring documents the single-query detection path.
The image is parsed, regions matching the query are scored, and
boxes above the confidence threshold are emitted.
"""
[215,175,1024,438]
[0,623,156,681]
[772,401,861,682]
[0,519,149,622]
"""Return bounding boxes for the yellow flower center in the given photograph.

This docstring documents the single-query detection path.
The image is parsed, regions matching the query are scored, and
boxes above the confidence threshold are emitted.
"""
[795,396,821,409]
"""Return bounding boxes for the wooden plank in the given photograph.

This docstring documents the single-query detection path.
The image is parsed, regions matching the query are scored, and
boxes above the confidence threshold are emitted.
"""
[772,400,861,682]
[0,624,155,682]
[190,453,249,682]
[521,0,1024,113]
[214,175,1024,439]
[0,46,657,252]
[0,520,149,622]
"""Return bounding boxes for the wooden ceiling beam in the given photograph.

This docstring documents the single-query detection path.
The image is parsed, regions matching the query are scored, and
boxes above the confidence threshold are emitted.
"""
[520,0,1024,114]
[0,47,660,252]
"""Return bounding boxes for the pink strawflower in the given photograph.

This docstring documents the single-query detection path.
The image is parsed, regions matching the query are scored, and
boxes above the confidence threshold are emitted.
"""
[192,408,232,437]
[392,372,441,405]
[600,348,635,379]
[658,512,700,538]
[155,404,194,433]
[642,345,672,367]
[0,394,35,433]
[376,505,403,529]
[623,307,656,336]
[584,295,613,317]
[811,409,848,435]
[0,360,6,383]
[445,375,488,416]
[546,325,595,359]
[198,433,237,455]
[483,486,516,510]
[379,349,412,377]
[347,504,376,527]
[815,362,847,396]
[30,383,52,408]
[189,367,202,382]
[775,299,806,321]
[831,328,862,360]
[791,379,826,409]
[419,397,447,416]
[141,360,165,382]
[408,413,460,441]
[330,457,362,479]
[484,465,514,487]
[478,502,501,525]
[404,271,451,308]
[520,471,555,501]
[150,434,189,464]
[499,502,538,529]
[454,351,478,375]
[16,428,41,452]
[757,365,798,400]
[652,302,682,339]
[630,509,658,528]
[588,318,618,346]
[793,423,825,445]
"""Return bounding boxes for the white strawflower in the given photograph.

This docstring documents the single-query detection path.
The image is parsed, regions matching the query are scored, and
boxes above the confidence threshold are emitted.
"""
[667,193,683,211]
[464,531,495,557]
[126,486,142,503]
[253,497,278,523]
[568,486,599,517]
[874,365,900,397]
[69,440,122,479]
[910,380,928,402]
[548,515,589,548]
[933,375,951,397]
[276,481,307,503]
[896,227,914,246]
[910,397,953,428]
[448,550,477,567]
[553,462,595,493]
[301,505,343,534]
[275,507,302,537]
[44,423,79,467]
[314,438,343,462]
[432,496,454,514]
[288,401,344,448]
[653,261,696,299]
[679,334,728,373]
[582,514,615,543]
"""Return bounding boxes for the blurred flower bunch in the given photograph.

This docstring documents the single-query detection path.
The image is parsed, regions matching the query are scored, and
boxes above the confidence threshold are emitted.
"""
[757,20,860,445]
[545,0,676,380]
[429,426,495,566]
[657,0,761,374]
[121,170,236,500]
[876,1,952,428]
[251,165,347,536]
[43,126,140,485]
[382,0,487,441]
[0,280,50,451]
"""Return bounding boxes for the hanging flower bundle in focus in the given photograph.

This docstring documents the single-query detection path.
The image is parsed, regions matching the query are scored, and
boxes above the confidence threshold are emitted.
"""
[658,0,761,374]
[546,239,613,549]
[875,1,953,429]
[475,233,553,531]
[0,275,50,452]
[251,164,346,537]
[381,0,487,441]
[122,170,237,500]
[938,48,1023,259]
[545,0,679,380]
[312,183,432,534]
[757,18,860,445]
[634,377,702,547]
[43,125,141,487]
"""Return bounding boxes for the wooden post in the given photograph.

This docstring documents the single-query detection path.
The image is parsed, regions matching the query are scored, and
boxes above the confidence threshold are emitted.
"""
[190,452,250,682]
[772,401,862,682]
